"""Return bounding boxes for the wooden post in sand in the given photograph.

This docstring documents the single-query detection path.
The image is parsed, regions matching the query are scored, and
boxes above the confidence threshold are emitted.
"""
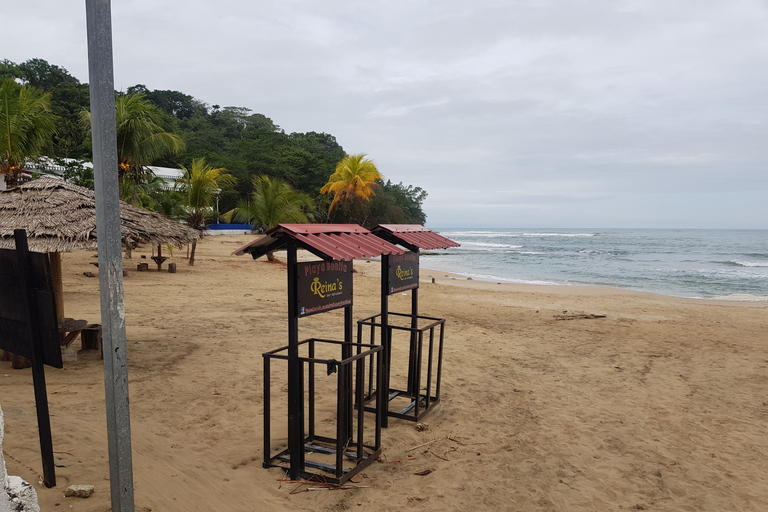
[13,230,57,488]
[48,253,65,323]
[285,239,305,479]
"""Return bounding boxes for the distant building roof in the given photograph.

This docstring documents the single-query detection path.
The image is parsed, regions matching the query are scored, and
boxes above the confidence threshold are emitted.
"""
[147,166,184,180]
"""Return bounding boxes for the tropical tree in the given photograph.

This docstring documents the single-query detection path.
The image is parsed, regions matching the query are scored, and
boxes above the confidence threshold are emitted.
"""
[320,153,383,226]
[0,79,57,186]
[80,92,185,199]
[60,158,94,189]
[152,188,187,220]
[233,175,314,261]
[176,157,236,265]
[121,173,167,210]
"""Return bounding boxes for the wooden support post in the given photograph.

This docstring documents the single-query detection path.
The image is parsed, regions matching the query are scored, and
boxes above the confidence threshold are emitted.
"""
[380,254,390,428]
[14,230,56,488]
[286,240,304,479]
[48,252,65,323]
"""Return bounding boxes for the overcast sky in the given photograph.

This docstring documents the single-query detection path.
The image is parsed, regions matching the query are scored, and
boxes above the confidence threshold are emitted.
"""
[6,0,768,228]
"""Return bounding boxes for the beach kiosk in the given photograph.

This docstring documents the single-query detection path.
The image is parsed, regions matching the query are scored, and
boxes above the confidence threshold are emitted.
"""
[233,224,404,483]
[359,225,460,427]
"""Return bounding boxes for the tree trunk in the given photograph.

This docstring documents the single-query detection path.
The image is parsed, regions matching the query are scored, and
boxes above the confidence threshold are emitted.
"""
[188,239,197,265]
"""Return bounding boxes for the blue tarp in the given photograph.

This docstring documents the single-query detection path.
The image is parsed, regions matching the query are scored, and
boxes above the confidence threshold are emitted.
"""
[207,223,252,231]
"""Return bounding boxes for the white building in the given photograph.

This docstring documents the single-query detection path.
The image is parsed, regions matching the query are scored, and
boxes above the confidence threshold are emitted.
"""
[20,158,184,189]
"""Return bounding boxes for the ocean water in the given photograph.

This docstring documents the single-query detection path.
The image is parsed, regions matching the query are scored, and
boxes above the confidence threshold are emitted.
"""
[420,229,768,301]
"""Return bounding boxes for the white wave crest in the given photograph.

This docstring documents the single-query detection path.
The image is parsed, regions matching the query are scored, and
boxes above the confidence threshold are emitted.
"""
[709,294,768,302]
[522,232,595,237]
[461,241,523,249]
[732,261,768,267]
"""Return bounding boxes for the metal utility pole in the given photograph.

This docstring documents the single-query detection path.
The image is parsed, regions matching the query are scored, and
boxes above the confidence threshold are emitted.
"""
[85,1,135,510]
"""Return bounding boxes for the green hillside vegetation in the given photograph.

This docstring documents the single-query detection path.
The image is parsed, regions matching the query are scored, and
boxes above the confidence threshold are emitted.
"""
[0,58,427,227]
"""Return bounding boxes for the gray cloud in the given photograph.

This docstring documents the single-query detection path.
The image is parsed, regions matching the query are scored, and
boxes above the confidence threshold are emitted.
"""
[6,0,768,227]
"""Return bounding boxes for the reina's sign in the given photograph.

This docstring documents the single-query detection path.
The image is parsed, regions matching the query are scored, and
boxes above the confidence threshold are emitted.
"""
[387,250,419,295]
[297,260,353,317]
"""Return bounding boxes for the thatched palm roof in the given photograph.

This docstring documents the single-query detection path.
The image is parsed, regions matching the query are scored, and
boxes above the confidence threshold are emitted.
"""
[0,177,198,252]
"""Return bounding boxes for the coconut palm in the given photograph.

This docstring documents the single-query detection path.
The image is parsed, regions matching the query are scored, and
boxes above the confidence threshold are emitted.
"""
[176,157,236,265]
[80,92,185,199]
[320,153,382,225]
[234,175,314,261]
[121,173,166,210]
[0,79,57,186]
[152,188,187,220]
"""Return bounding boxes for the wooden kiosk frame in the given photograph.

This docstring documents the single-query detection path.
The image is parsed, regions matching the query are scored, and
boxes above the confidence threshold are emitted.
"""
[234,224,404,483]
[359,225,459,427]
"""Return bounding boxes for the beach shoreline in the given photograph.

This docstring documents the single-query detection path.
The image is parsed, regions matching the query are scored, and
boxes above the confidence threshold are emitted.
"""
[1,234,767,511]
[414,266,768,305]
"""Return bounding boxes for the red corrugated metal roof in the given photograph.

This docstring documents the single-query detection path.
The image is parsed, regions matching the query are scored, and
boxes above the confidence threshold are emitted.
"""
[373,224,460,250]
[232,224,405,261]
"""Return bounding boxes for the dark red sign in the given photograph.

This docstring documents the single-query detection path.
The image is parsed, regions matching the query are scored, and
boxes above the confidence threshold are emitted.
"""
[387,250,419,295]
[297,260,353,317]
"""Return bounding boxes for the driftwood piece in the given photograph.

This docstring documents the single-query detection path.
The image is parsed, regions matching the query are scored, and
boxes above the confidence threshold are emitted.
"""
[553,313,607,321]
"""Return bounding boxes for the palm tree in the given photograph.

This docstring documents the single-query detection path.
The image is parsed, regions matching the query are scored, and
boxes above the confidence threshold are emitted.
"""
[0,79,57,187]
[152,188,187,220]
[121,173,166,210]
[320,153,382,225]
[234,175,314,261]
[80,92,185,200]
[176,157,236,265]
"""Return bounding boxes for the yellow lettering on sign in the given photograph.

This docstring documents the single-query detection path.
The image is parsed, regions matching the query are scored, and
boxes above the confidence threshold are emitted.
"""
[395,265,413,281]
[310,277,342,298]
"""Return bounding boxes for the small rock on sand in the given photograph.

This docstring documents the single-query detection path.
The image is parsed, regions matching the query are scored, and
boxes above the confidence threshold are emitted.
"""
[64,485,94,498]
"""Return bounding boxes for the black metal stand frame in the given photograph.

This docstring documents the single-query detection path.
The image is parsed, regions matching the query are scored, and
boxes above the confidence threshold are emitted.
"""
[262,338,383,484]
[357,312,445,422]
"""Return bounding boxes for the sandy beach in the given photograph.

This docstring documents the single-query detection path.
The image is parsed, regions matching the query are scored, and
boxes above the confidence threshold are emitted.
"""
[2,234,768,511]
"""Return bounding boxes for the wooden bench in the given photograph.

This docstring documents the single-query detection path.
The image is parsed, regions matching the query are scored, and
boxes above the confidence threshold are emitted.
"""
[59,318,88,348]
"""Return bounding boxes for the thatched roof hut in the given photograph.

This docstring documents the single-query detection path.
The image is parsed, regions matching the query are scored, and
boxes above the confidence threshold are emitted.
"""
[0,177,198,252]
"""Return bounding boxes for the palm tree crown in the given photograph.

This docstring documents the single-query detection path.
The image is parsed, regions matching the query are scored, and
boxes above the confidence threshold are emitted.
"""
[234,175,314,261]
[113,93,185,169]
[320,153,383,217]
[176,157,236,230]
[175,157,236,266]
[234,175,314,231]
[80,92,185,197]
[1,79,57,185]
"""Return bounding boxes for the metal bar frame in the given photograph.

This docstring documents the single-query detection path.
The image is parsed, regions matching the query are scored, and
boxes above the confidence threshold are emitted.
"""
[357,312,446,422]
[262,338,383,485]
